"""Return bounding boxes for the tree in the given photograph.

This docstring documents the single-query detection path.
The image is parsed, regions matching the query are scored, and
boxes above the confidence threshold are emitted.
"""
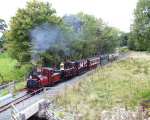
[129,0,150,51]
[0,34,4,48]
[5,1,61,64]
[6,2,120,66]
[76,13,104,56]
[76,13,120,55]
[119,32,129,47]
[0,18,7,31]
[0,19,7,48]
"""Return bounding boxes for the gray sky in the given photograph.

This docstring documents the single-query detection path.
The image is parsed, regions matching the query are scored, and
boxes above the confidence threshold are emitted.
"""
[0,0,138,32]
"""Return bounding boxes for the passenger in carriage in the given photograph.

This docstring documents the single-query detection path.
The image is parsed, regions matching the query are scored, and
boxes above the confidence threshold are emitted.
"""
[60,62,64,70]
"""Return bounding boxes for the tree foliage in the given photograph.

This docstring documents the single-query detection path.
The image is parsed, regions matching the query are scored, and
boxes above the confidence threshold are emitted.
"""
[0,19,7,48]
[119,32,129,47]
[0,18,7,31]
[70,13,120,59]
[5,0,60,63]
[6,1,120,66]
[129,0,150,51]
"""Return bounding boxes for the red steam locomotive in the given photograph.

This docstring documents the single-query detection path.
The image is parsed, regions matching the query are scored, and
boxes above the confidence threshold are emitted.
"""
[26,54,118,93]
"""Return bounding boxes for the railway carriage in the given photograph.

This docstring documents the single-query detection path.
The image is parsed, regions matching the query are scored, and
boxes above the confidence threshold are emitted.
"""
[108,53,119,62]
[77,59,88,74]
[100,54,109,65]
[87,57,100,70]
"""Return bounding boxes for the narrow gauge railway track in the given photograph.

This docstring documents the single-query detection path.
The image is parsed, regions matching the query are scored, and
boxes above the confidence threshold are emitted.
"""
[0,88,43,113]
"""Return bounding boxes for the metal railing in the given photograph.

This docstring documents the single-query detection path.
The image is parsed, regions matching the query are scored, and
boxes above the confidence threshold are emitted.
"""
[9,87,60,120]
[0,81,15,90]
[0,88,43,113]
[11,104,20,120]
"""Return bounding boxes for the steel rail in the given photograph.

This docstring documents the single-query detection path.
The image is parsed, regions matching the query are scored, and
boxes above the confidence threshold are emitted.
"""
[0,88,43,113]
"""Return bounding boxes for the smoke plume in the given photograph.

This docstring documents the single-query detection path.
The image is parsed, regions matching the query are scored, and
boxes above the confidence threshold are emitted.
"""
[29,15,83,62]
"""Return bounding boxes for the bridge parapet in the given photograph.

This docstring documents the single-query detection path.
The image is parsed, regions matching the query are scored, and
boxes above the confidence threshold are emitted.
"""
[11,99,49,120]
[10,87,60,120]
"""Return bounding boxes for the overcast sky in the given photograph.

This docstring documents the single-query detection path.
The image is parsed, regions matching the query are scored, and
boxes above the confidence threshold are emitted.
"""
[0,0,138,32]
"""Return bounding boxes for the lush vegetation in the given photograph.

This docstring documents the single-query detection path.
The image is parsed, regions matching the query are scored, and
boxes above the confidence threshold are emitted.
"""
[129,0,150,51]
[0,53,31,83]
[0,18,7,47]
[5,1,60,64]
[0,18,7,31]
[4,0,121,66]
[53,54,150,119]
[0,0,125,83]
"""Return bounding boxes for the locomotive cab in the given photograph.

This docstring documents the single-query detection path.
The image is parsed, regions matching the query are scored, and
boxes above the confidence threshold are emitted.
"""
[27,67,44,92]
[40,67,61,86]
[27,67,61,93]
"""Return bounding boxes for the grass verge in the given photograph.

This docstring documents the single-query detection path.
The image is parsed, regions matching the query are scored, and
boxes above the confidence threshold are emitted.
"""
[53,56,150,119]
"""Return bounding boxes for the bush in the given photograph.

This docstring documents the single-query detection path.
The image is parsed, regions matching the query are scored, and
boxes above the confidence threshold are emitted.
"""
[0,53,32,83]
[119,47,129,53]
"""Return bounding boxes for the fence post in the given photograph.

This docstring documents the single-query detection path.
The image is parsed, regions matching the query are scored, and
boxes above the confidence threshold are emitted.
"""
[14,81,16,92]
[8,81,15,96]
[43,87,47,99]
[11,104,19,120]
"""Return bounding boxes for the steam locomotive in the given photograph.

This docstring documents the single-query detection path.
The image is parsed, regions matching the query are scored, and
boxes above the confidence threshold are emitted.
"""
[26,54,118,93]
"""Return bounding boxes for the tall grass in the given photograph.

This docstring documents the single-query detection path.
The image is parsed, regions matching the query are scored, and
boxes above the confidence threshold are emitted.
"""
[53,58,150,119]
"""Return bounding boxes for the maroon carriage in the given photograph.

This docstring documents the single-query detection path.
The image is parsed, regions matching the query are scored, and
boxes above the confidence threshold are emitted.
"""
[87,57,100,70]
[62,61,78,79]
[76,59,88,74]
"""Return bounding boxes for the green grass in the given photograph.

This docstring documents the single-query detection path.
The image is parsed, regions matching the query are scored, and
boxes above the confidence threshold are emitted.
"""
[0,53,17,83]
[0,88,9,96]
[15,81,26,92]
[53,57,150,119]
[119,47,129,53]
[0,53,32,84]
